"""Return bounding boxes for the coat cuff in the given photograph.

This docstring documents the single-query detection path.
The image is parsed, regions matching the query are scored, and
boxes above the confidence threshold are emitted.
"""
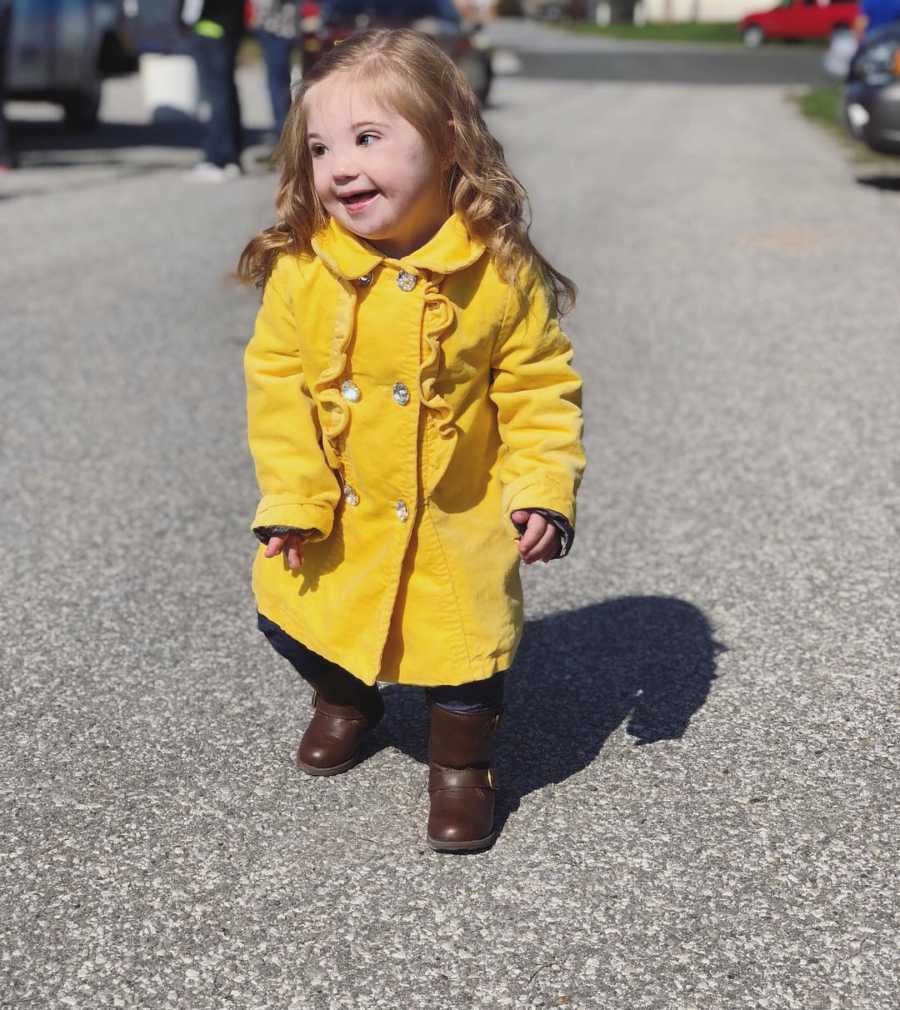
[502,477,576,528]
[253,525,317,545]
[250,496,334,542]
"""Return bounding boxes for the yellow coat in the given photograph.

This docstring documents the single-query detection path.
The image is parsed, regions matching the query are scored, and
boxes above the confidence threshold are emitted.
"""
[245,213,585,687]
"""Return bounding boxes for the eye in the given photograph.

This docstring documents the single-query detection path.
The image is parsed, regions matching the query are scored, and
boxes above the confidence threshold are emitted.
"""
[357,132,378,147]
[309,143,327,158]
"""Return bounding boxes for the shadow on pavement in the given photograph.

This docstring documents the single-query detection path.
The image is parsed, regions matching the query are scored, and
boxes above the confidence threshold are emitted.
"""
[10,117,269,167]
[382,595,725,843]
[855,173,900,191]
[513,48,823,87]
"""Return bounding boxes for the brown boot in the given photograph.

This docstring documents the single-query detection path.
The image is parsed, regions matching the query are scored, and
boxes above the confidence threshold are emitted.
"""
[426,704,501,852]
[296,686,384,777]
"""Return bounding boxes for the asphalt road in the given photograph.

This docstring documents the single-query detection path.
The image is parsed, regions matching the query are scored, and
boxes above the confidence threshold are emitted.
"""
[490,19,827,84]
[2,23,898,1010]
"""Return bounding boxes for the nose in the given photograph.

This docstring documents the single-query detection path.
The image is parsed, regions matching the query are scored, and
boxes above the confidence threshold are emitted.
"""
[330,149,359,186]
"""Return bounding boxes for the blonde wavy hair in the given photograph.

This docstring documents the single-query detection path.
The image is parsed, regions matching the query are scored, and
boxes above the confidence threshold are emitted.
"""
[237,28,576,314]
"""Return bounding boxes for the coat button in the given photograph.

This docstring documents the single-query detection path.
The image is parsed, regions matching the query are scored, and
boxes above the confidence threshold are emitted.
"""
[357,273,372,286]
[392,382,410,406]
[343,485,360,507]
[396,271,417,292]
[340,380,361,403]
[395,500,409,522]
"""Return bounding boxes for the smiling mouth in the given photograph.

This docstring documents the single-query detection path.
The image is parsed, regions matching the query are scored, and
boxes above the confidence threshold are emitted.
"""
[338,190,380,212]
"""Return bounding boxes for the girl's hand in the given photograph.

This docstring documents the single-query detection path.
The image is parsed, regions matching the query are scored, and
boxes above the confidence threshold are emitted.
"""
[511,510,560,565]
[264,532,307,572]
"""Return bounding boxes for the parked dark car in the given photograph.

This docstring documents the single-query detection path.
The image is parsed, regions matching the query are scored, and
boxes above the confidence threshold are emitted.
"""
[299,0,494,105]
[8,0,136,130]
[521,0,585,22]
[844,23,900,154]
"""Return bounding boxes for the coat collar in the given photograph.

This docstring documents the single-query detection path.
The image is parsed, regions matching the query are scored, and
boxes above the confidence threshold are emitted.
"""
[311,213,486,281]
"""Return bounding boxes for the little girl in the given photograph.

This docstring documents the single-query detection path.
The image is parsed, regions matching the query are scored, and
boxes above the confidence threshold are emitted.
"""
[238,28,585,852]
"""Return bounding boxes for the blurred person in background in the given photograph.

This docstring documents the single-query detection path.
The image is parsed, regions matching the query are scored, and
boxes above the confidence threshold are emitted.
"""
[247,0,298,142]
[183,0,245,180]
[0,0,16,170]
[854,0,900,37]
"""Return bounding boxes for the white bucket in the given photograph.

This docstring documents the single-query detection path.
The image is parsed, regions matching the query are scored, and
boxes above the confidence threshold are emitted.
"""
[139,54,200,123]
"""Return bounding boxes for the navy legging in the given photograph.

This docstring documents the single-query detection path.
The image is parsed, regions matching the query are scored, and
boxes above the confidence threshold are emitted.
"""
[258,613,504,712]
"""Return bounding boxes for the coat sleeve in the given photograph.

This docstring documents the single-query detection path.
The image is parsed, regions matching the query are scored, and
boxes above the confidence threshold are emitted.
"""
[244,258,341,541]
[489,265,586,528]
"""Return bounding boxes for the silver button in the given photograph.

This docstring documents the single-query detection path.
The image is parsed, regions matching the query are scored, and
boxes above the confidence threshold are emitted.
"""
[340,380,361,403]
[396,271,417,292]
[392,382,410,406]
[343,485,359,507]
[357,273,372,286]
[395,500,409,522]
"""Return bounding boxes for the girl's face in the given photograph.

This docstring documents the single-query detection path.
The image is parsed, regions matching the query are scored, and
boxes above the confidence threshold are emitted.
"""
[304,74,449,259]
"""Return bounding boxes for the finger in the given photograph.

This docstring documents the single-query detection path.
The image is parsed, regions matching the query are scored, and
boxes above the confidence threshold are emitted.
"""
[524,525,558,564]
[264,536,285,558]
[538,531,562,563]
[518,513,548,554]
[510,509,531,534]
[287,543,303,571]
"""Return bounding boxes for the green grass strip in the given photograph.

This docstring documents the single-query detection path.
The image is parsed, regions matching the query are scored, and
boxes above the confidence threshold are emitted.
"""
[562,20,742,44]
[790,84,900,166]
[795,83,843,129]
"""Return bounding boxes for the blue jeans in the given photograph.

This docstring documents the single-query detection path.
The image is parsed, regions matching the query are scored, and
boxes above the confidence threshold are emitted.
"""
[192,33,243,167]
[255,29,293,137]
[258,613,504,712]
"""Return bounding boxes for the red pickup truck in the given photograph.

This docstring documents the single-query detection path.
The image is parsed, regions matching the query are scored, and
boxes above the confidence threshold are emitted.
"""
[741,0,859,47]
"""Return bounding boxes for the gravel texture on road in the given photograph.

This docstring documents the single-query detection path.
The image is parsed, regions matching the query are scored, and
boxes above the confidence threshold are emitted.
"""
[1,34,897,1010]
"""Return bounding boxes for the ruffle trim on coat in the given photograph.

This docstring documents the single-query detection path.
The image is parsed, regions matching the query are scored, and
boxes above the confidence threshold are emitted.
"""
[420,276,458,495]
[309,275,357,471]
[309,223,380,472]
[309,214,487,481]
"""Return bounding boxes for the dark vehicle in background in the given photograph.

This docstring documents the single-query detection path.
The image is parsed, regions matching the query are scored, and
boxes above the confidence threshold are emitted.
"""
[8,0,135,130]
[299,0,494,105]
[740,0,858,47]
[844,23,900,154]
[520,0,585,22]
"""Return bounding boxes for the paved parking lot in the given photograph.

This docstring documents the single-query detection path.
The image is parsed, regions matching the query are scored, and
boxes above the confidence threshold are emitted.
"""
[2,23,897,1010]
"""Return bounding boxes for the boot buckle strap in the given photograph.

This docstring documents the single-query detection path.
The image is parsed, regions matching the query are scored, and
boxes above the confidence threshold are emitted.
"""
[313,697,375,723]
[428,764,496,794]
